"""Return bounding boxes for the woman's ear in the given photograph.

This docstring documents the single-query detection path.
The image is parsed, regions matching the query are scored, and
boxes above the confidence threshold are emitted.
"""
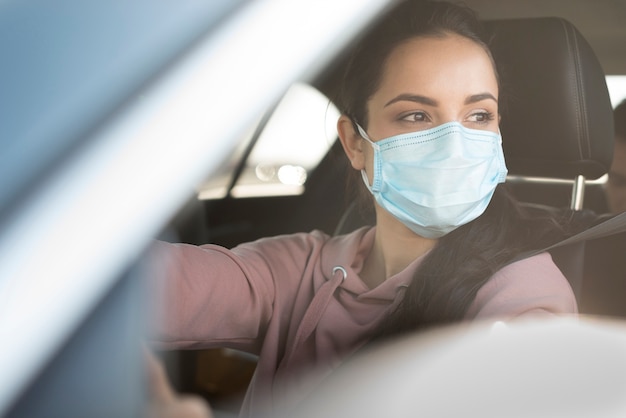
[337,115,366,170]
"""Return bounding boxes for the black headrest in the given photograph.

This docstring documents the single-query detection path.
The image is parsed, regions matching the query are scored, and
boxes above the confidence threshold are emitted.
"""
[486,18,614,180]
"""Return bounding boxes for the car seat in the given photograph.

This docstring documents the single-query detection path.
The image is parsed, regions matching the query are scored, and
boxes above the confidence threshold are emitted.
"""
[487,17,613,212]
[486,17,624,317]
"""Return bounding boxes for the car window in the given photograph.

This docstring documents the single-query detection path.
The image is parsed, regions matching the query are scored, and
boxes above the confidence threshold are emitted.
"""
[197,76,626,202]
[607,75,626,107]
[197,82,340,200]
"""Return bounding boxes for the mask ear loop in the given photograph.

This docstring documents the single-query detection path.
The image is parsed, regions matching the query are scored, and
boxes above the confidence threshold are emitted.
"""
[355,124,379,151]
[354,123,381,192]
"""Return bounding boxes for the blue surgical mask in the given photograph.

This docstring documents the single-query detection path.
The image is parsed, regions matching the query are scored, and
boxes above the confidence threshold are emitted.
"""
[357,121,507,238]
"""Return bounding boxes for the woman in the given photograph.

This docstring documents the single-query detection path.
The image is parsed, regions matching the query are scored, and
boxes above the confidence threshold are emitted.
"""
[145,1,577,416]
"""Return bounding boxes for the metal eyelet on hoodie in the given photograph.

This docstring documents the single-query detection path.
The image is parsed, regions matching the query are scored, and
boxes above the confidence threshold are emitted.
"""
[332,266,347,281]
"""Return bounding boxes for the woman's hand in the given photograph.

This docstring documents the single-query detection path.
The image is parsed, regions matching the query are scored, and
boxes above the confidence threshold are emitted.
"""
[144,348,213,418]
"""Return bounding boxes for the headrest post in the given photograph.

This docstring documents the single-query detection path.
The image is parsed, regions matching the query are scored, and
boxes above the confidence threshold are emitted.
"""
[570,175,586,211]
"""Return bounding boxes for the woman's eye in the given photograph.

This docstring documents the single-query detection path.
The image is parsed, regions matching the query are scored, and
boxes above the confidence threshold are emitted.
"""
[468,111,494,124]
[400,112,429,123]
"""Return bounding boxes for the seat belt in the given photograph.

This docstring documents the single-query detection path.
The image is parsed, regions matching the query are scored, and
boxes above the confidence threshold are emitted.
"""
[513,210,626,301]
[533,210,626,254]
[511,210,626,261]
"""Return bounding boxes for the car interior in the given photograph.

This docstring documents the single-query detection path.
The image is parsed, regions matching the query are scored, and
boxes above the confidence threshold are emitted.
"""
[4,1,626,417]
[156,4,626,415]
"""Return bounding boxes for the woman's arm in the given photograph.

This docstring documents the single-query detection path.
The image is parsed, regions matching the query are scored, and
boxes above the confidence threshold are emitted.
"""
[143,241,276,353]
[143,231,328,354]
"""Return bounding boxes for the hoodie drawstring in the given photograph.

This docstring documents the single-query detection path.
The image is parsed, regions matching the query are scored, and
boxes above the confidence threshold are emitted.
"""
[282,266,347,366]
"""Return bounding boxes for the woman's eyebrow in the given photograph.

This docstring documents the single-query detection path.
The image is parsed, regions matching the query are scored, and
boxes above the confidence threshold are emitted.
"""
[384,94,438,107]
[465,93,498,104]
[384,93,497,107]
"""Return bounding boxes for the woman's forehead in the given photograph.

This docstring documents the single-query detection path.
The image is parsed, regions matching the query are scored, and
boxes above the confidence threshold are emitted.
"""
[376,34,498,101]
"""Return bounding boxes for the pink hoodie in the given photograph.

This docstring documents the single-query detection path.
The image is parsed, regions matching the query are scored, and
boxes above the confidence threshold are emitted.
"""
[146,226,577,417]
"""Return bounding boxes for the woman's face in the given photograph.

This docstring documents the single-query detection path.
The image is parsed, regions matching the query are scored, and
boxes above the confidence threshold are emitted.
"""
[365,33,500,141]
